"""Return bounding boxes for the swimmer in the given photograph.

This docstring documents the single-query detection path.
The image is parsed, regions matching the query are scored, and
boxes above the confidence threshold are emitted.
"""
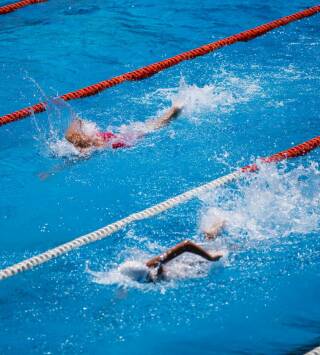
[145,240,224,282]
[120,219,226,283]
[65,104,183,154]
[39,104,182,180]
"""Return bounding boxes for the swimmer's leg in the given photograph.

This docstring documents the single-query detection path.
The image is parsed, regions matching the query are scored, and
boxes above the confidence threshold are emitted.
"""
[146,240,223,269]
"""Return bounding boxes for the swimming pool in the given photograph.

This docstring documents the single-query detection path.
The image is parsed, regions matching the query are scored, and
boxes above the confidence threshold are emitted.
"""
[0,0,319,353]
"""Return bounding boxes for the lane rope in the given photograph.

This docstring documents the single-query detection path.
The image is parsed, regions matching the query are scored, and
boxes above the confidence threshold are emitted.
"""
[306,346,320,355]
[0,0,46,15]
[1,4,320,126]
[0,134,319,281]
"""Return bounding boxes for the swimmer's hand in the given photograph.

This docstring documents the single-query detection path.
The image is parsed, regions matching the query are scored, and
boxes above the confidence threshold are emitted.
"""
[146,259,162,269]
[202,219,226,240]
[172,101,184,111]
[209,251,224,261]
[146,104,184,131]
[38,171,52,181]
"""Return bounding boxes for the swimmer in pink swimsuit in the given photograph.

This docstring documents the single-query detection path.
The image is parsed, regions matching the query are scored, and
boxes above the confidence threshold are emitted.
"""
[65,105,182,154]
[96,131,128,149]
[39,105,182,180]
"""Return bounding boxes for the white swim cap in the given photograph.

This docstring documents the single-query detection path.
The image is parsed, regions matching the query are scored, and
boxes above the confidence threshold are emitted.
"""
[118,261,151,283]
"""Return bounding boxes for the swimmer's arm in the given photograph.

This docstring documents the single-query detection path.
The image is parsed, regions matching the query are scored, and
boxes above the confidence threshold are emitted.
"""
[146,240,223,268]
[38,163,69,181]
[38,156,89,181]
[146,104,183,131]
[202,220,226,240]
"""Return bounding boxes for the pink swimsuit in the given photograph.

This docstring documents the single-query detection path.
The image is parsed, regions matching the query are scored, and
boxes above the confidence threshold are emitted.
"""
[97,131,129,149]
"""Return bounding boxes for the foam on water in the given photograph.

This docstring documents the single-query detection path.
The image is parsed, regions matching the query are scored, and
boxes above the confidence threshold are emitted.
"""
[200,161,320,243]
[30,97,81,158]
[43,105,154,158]
[89,161,320,291]
[34,72,260,158]
[49,138,81,157]
[117,121,153,145]
[142,74,260,120]
[49,119,101,157]
[87,248,227,291]
[78,119,100,137]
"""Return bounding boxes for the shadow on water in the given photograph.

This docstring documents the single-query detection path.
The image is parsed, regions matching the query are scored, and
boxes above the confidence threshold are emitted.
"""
[0,19,51,36]
[287,338,320,355]
[62,5,100,16]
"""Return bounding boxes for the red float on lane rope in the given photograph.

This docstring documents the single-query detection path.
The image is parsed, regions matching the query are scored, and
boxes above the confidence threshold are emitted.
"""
[242,136,320,172]
[0,0,46,15]
[1,4,320,126]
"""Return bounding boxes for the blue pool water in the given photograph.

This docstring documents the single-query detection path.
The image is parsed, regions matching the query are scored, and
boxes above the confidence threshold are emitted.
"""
[0,0,320,353]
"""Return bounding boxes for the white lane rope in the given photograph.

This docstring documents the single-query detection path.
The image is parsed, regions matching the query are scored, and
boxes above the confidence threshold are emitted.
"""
[305,346,320,355]
[0,169,243,281]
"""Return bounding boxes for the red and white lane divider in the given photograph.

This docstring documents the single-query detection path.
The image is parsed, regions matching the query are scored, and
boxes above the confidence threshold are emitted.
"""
[0,134,319,281]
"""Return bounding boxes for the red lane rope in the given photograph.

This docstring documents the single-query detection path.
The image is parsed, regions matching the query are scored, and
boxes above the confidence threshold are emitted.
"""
[242,135,320,172]
[1,4,320,126]
[0,0,46,15]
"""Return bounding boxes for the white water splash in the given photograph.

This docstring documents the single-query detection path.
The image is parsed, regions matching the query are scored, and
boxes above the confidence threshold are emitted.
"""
[78,119,100,137]
[87,247,227,291]
[36,73,260,157]
[87,260,151,288]
[117,121,152,146]
[141,75,260,120]
[89,161,320,290]
[49,118,101,157]
[29,96,82,158]
[200,162,320,242]
[20,76,80,158]
[48,116,101,158]
[49,138,80,157]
